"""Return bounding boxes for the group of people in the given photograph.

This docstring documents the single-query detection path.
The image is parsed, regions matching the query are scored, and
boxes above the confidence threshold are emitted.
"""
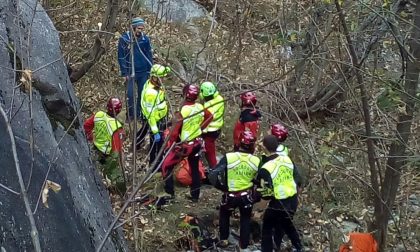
[83,17,303,252]
[208,121,303,252]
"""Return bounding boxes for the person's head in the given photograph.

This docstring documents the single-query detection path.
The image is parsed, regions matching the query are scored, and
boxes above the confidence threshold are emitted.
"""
[239,130,256,153]
[150,64,171,85]
[199,81,217,101]
[271,123,288,143]
[240,91,257,108]
[183,84,199,102]
[131,17,145,36]
[263,135,279,154]
[107,97,122,117]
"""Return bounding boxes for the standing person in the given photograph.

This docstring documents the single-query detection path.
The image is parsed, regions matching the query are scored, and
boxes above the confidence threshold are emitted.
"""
[268,123,302,189]
[268,123,303,250]
[117,17,153,121]
[160,84,213,202]
[199,81,225,168]
[135,64,170,165]
[258,135,303,252]
[233,91,262,151]
[83,97,126,193]
[208,131,261,251]
[270,123,290,156]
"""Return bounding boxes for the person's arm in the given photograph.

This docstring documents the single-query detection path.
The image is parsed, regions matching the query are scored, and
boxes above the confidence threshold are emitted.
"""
[143,89,159,134]
[117,35,130,77]
[200,108,213,130]
[293,163,303,189]
[83,115,95,142]
[213,156,227,172]
[256,167,274,200]
[233,119,243,150]
[256,168,273,189]
[260,155,269,167]
[168,112,183,146]
[208,156,228,191]
[145,36,153,69]
[111,128,125,153]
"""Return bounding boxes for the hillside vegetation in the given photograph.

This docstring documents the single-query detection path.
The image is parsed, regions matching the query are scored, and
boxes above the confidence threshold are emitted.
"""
[47,0,419,251]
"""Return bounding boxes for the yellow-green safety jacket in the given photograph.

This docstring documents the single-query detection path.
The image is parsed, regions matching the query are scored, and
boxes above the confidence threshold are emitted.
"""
[203,92,225,133]
[276,144,289,156]
[141,80,168,134]
[93,111,122,155]
[226,152,260,192]
[180,103,204,142]
[261,155,297,199]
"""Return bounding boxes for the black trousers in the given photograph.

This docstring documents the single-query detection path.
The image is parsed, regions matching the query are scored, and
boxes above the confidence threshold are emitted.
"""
[219,193,253,249]
[261,195,302,252]
[136,119,165,165]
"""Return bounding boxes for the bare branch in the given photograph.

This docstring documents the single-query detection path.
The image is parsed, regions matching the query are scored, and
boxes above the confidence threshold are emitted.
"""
[0,105,41,251]
[0,182,20,195]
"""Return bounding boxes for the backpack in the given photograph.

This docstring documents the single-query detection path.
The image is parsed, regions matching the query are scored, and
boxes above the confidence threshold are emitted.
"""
[175,159,206,186]
[338,233,378,252]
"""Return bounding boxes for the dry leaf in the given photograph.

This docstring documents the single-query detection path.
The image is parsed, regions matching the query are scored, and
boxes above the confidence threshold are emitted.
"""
[42,180,62,208]
[20,69,33,92]
[139,216,148,224]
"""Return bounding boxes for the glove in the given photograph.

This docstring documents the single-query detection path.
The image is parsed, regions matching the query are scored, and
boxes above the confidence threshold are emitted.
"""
[153,133,161,142]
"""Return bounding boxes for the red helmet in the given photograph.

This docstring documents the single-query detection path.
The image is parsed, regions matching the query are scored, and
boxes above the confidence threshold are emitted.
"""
[271,123,288,142]
[107,97,122,116]
[183,84,199,102]
[240,91,257,107]
[240,130,256,150]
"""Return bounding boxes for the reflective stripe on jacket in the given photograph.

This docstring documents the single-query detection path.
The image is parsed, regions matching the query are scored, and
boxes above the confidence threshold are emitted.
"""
[141,80,168,133]
[203,92,225,133]
[226,152,260,192]
[180,103,204,141]
[261,155,297,199]
[93,111,122,155]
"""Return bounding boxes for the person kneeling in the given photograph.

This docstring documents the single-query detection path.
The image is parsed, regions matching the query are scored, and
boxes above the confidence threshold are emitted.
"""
[83,97,126,194]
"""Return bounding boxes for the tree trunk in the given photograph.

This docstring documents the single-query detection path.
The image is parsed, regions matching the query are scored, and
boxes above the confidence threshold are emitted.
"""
[373,1,420,250]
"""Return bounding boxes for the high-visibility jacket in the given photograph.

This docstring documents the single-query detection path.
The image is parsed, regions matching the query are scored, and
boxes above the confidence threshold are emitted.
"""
[141,80,168,134]
[93,111,123,155]
[226,152,260,192]
[180,103,204,142]
[276,144,289,156]
[261,155,297,199]
[203,92,225,133]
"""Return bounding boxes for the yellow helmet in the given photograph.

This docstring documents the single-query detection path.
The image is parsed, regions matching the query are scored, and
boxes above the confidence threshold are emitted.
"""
[151,64,171,77]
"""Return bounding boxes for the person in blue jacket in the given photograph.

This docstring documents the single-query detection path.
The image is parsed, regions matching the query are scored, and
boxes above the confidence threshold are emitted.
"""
[117,17,153,121]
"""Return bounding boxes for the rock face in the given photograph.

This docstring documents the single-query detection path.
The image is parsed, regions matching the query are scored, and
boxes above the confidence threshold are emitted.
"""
[0,1,126,251]
[142,0,208,22]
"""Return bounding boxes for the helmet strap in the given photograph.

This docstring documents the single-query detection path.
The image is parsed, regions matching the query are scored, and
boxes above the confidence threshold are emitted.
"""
[204,95,213,101]
[150,76,160,85]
